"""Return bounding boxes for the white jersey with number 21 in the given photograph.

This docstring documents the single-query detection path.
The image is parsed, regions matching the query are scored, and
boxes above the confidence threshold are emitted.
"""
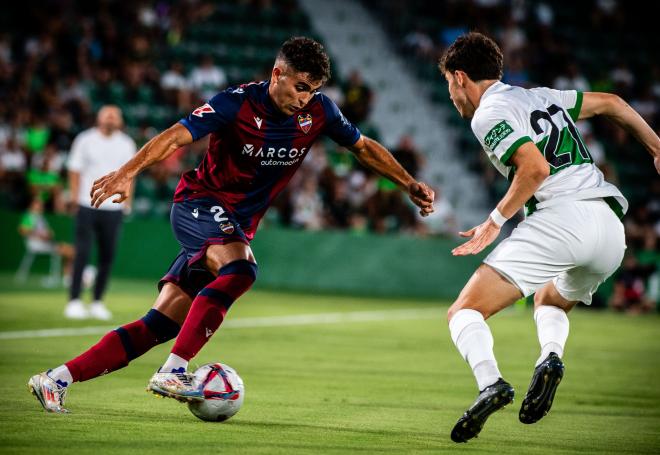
[471,81,627,216]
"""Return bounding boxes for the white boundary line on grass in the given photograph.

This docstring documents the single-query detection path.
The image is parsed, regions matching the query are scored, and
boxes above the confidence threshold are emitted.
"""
[0,308,441,341]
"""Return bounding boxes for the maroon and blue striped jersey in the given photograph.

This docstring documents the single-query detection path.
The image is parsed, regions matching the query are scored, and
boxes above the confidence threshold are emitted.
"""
[175,80,361,240]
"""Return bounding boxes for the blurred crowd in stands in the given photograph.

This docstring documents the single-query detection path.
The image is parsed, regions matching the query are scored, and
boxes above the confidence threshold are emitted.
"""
[0,0,445,240]
[0,0,657,309]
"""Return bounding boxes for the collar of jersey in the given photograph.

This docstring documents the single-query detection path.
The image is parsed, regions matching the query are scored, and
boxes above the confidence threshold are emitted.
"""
[480,81,507,102]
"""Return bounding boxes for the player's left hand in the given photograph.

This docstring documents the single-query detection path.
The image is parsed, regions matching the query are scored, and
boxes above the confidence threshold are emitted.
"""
[452,217,501,256]
[90,171,131,208]
[408,181,435,217]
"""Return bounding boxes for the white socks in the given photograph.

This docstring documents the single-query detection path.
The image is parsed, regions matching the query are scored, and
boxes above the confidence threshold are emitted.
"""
[48,365,73,386]
[449,309,501,391]
[161,353,188,372]
[534,305,569,366]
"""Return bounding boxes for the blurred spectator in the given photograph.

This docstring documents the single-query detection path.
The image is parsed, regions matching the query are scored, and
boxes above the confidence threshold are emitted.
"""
[27,142,66,213]
[609,62,635,97]
[624,205,654,250]
[503,53,530,87]
[321,79,344,107]
[630,84,658,125]
[0,136,27,176]
[65,105,136,321]
[553,62,590,92]
[578,121,618,183]
[417,186,458,237]
[0,136,28,208]
[366,178,417,234]
[24,114,51,155]
[341,70,373,125]
[188,55,227,101]
[18,197,75,283]
[499,18,527,63]
[291,177,324,230]
[403,28,435,59]
[609,252,656,314]
[325,177,353,229]
[391,135,423,179]
[161,61,191,109]
[58,75,89,118]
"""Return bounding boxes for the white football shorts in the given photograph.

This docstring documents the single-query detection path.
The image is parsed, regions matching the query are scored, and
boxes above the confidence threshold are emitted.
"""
[484,198,626,304]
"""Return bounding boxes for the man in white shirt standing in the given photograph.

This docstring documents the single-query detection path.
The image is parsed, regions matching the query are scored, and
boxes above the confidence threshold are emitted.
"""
[438,32,660,443]
[65,105,136,320]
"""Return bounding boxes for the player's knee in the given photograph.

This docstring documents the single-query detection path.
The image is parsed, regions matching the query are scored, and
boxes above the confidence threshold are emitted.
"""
[448,299,491,322]
[141,308,181,343]
[218,259,258,286]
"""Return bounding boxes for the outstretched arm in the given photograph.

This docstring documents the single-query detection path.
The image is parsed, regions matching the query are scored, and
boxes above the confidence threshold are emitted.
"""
[90,123,193,208]
[579,92,660,173]
[347,135,435,216]
[452,142,549,256]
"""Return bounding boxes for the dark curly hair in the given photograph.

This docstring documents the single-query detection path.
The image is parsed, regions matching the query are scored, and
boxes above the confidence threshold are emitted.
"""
[277,36,331,82]
[439,32,503,82]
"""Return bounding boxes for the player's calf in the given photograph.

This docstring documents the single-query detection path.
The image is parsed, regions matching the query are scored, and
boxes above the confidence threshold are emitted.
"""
[29,309,180,412]
[167,260,257,364]
[65,309,181,382]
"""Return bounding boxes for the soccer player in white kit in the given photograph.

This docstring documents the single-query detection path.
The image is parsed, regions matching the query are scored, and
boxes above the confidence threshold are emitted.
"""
[438,32,660,443]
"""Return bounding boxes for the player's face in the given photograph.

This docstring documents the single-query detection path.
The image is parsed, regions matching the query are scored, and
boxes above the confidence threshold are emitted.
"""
[444,71,475,119]
[270,67,323,116]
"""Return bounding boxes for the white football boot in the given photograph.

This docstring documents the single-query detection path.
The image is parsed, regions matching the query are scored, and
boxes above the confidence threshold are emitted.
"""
[28,372,69,413]
[147,368,203,402]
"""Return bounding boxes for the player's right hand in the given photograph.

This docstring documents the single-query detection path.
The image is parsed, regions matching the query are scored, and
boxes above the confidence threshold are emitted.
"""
[90,171,131,208]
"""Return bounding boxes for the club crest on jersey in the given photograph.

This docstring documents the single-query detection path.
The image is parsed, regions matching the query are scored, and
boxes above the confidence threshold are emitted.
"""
[220,222,235,234]
[192,103,215,117]
[297,113,312,134]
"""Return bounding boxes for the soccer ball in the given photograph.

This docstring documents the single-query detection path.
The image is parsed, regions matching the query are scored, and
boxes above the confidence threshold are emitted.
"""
[187,363,245,422]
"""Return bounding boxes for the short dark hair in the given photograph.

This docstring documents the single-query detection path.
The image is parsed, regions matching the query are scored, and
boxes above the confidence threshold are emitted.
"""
[277,36,331,82]
[439,32,503,82]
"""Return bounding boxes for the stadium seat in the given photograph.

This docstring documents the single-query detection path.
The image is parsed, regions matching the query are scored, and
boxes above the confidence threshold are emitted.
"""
[14,240,62,288]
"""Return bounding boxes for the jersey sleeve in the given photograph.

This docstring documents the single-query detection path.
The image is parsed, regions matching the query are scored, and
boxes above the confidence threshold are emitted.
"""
[471,104,533,166]
[179,88,243,141]
[67,133,85,172]
[320,95,361,147]
[532,87,584,122]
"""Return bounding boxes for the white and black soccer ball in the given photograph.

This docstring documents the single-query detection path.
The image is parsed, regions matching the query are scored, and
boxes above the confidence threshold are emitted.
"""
[187,363,244,422]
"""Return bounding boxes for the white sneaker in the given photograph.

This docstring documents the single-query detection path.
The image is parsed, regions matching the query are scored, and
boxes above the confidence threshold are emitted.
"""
[147,369,203,402]
[89,301,112,320]
[64,299,89,319]
[28,372,69,413]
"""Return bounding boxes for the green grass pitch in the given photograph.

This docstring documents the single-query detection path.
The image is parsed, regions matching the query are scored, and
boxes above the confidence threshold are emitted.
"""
[1,275,659,454]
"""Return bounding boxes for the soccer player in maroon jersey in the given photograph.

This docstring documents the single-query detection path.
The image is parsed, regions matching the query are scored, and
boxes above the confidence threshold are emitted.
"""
[28,37,435,412]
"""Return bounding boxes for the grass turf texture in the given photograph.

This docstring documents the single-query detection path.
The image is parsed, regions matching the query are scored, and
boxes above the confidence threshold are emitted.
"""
[1,275,659,454]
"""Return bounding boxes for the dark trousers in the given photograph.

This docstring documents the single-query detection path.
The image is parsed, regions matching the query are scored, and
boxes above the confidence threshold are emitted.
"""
[69,206,123,301]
